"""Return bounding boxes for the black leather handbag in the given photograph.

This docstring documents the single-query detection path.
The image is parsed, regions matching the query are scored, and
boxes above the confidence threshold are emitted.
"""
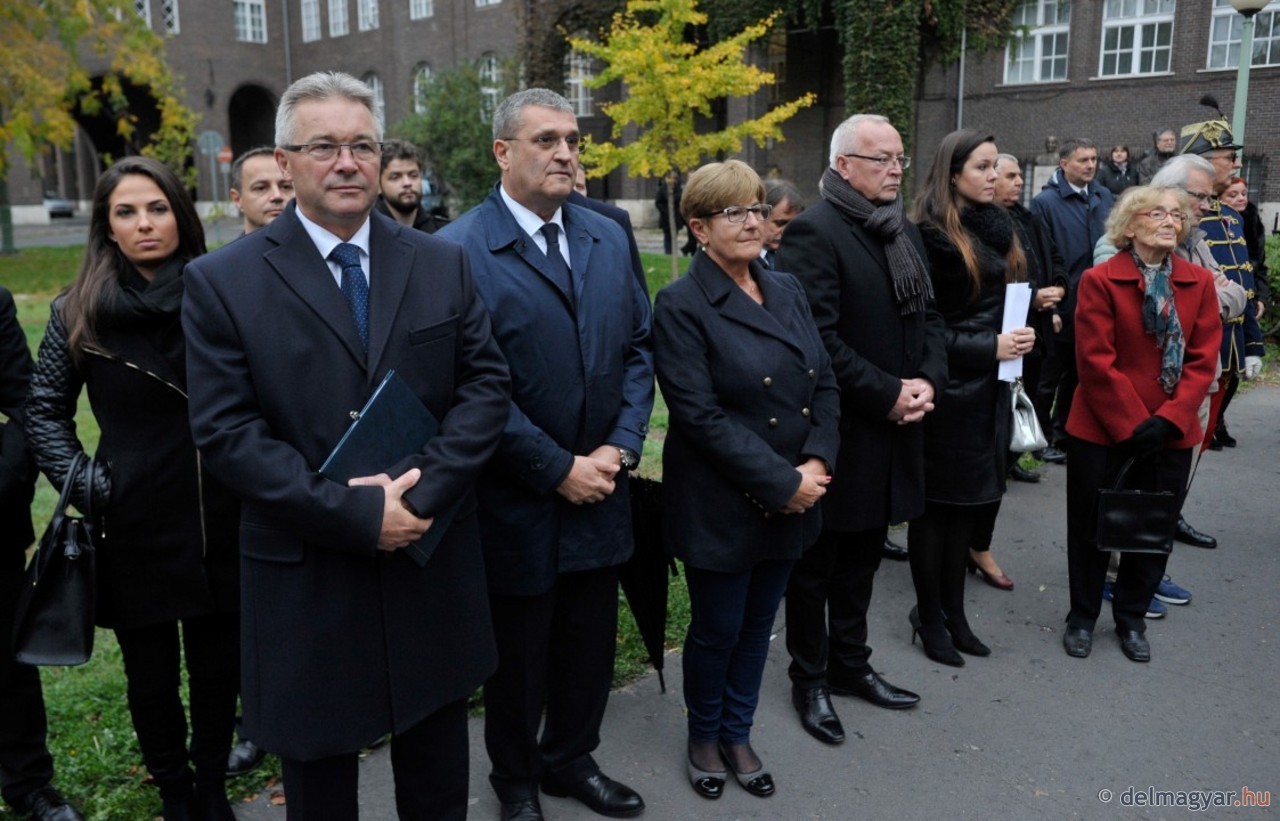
[13,452,99,666]
[1095,456,1177,554]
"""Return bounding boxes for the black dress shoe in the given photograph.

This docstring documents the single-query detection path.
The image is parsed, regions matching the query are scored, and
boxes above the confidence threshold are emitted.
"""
[1117,628,1150,662]
[791,686,845,744]
[16,788,83,821]
[1009,463,1041,483]
[1040,446,1067,464]
[830,670,920,709]
[542,773,644,818]
[1062,627,1093,658]
[500,797,545,821]
[881,536,908,560]
[1174,516,1217,548]
[226,737,268,778]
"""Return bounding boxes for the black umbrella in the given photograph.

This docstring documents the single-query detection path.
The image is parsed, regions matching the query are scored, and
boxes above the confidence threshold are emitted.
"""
[620,476,678,693]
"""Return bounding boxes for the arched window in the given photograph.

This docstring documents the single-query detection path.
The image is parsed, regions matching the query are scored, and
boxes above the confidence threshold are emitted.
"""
[413,63,432,114]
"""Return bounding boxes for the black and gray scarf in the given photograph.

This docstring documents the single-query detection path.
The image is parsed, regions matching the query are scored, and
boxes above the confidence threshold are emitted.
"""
[821,165,934,316]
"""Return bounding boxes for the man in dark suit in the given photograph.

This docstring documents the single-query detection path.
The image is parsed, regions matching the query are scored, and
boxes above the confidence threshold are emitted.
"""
[1,287,83,821]
[438,88,654,821]
[374,138,450,234]
[183,71,511,821]
[779,114,948,745]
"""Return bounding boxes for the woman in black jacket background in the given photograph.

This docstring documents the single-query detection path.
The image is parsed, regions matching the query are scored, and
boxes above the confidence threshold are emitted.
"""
[1097,144,1141,199]
[908,130,1033,666]
[25,157,239,821]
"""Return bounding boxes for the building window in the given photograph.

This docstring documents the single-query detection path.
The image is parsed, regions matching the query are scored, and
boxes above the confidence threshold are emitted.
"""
[161,0,179,33]
[564,50,594,117]
[357,0,379,31]
[1099,0,1176,77]
[234,0,267,43]
[479,53,502,121]
[329,0,349,37]
[135,0,152,26]
[765,31,787,103]
[1005,0,1071,83]
[476,0,501,7]
[410,0,434,19]
[1208,0,1280,69]
[364,73,385,128]
[301,0,321,41]
[413,63,433,114]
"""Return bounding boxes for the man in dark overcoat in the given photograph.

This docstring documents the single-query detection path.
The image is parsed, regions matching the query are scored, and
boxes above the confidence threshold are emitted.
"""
[437,88,654,821]
[1,287,83,820]
[183,71,511,820]
[778,114,948,745]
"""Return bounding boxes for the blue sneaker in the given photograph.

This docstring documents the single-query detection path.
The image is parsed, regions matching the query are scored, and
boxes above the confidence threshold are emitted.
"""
[1154,575,1192,605]
[1104,582,1166,618]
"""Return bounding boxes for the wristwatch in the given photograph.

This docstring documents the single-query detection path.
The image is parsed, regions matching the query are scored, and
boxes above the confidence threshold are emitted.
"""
[616,447,640,471]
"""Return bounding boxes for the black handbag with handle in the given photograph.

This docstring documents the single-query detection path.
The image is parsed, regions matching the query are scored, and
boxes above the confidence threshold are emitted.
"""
[13,452,99,666]
[1095,456,1178,554]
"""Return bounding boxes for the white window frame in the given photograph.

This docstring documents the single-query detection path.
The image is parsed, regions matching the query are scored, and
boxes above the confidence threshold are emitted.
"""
[364,73,385,129]
[1098,0,1176,78]
[135,0,152,26]
[161,0,179,33]
[357,0,379,31]
[410,0,434,19]
[476,0,501,7]
[234,0,268,44]
[1004,0,1071,84]
[564,50,594,118]
[479,53,502,122]
[1207,0,1280,69]
[329,0,350,37]
[413,63,432,114]
[301,0,321,42]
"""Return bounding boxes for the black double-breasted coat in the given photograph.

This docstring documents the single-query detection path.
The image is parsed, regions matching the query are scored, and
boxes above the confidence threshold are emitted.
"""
[778,200,949,533]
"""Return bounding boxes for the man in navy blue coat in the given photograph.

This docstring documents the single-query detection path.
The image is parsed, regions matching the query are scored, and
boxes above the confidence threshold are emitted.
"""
[438,88,654,821]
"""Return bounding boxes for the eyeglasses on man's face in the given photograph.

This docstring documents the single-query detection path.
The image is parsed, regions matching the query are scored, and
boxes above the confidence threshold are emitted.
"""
[842,153,911,170]
[281,142,384,162]
[702,203,772,224]
[503,134,585,153]
[1138,208,1187,224]
[1208,151,1239,164]
[1184,190,1213,204]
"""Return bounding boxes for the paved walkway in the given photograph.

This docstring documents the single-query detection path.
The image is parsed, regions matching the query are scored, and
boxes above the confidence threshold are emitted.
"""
[234,384,1279,820]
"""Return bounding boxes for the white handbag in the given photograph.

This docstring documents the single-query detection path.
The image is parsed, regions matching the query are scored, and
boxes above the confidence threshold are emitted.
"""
[1009,378,1048,453]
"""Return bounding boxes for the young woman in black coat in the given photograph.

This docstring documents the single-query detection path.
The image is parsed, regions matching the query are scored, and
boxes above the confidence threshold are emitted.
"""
[25,157,240,821]
[907,130,1033,666]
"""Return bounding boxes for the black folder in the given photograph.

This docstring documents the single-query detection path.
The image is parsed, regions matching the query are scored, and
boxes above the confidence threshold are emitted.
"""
[319,370,457,566]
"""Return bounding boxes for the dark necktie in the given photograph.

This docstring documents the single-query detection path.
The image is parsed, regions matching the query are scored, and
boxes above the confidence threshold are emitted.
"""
[329,242,369,348]
[539,223,574,302]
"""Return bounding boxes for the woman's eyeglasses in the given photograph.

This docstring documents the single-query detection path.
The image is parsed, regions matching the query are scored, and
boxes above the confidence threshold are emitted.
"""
[702,204,772,224]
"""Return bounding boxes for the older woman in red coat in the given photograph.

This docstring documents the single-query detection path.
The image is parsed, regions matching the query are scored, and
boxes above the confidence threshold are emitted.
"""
[1062,185,1221,663]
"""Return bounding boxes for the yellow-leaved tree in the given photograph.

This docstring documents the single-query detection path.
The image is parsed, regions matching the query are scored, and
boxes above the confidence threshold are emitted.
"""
[0,0,198,253]
[569,0,815,282]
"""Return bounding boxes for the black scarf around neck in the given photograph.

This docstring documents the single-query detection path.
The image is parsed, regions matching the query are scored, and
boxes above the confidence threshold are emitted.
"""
[820,166,934,315]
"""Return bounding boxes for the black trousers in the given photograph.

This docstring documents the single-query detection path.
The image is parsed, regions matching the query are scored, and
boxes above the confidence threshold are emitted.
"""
[1038,337,1078,446]
[113,613,239,801]
[1065,440,1191,633]
[280,698,469,821]
[785,527,885,689]
[484,565,620,803]
[908,501,1000,628]
[1,554,54,810]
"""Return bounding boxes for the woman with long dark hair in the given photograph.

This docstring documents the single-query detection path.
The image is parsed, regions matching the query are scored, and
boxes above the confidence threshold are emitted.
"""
[26,156,240,820]
[907,130,1033,666]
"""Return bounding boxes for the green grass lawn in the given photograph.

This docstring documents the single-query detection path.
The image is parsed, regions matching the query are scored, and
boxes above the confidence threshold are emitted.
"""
[1,246,690,819]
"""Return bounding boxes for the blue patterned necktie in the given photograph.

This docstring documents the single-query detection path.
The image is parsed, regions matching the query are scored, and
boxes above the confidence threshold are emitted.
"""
[539,223,574,303]
[329,242,369,349]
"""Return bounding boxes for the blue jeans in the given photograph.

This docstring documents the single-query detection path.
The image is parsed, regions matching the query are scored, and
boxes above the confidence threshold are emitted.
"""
[683,560,794,744]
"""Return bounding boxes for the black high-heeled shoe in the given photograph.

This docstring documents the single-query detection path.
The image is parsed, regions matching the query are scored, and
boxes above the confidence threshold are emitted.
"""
[909,606,964,667]
[944,614,991,657]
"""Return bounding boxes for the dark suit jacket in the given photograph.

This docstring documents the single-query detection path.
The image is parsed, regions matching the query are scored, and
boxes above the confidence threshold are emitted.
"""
[654,253,839,573]
[0,286,35,561]
[778,200,948,532]
[438,187,654,597]
[567,190,648,297]
[183,202,511,760]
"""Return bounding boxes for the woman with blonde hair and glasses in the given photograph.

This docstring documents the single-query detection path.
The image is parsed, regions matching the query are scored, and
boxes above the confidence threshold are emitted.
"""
[654,159,838,800]
[1060,186,1221,663]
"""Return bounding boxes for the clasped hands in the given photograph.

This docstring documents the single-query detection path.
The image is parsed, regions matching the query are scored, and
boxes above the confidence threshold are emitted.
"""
[887,377,936,425]
[349,468,434,552]
[557,445,621,505]
[997,327,1036,362]
[782,457,831,514]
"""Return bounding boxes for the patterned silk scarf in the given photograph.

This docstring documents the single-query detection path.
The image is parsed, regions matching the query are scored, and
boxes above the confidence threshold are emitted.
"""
[1130,248,1184,394]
